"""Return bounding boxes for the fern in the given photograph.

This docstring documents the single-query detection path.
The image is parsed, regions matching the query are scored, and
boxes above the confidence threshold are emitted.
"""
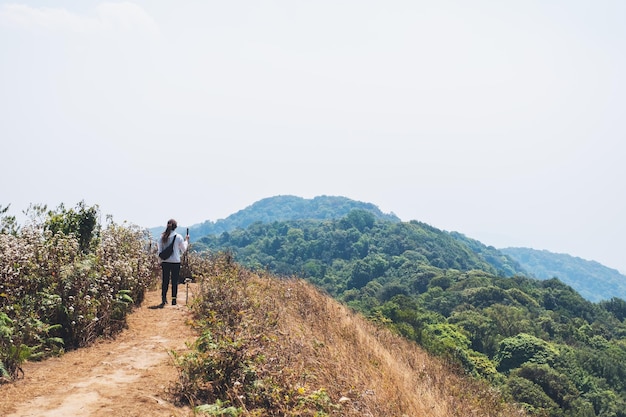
[0,312,13,338]
[116,289,134,304]
[0,360,9,380]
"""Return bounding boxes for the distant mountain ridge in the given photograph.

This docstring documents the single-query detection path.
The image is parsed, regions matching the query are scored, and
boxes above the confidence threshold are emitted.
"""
[501,247,626,302]
[150,195,400,241]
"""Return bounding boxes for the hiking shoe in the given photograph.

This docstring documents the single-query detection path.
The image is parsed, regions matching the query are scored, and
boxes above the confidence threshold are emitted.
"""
[172,298,177,306]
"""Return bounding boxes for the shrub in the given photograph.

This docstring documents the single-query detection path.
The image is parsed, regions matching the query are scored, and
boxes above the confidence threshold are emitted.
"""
[0,203,157,382]
[495,333,559,373]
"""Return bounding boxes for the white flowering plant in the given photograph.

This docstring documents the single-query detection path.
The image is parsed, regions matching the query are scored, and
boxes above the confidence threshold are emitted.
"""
[0,202,159,383]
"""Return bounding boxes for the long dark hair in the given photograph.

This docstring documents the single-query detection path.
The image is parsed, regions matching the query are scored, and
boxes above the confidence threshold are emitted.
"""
[161,219,177,244]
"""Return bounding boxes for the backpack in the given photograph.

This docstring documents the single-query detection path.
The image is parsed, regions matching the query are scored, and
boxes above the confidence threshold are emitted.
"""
[158,235,177,260]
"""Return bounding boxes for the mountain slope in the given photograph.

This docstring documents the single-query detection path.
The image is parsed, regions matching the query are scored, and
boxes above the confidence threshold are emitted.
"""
[173,253,526,416]
[191,214,626,416]
[501,247,626,302]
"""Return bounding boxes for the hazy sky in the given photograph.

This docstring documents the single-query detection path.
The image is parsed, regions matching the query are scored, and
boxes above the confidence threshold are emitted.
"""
[2,1,625,272]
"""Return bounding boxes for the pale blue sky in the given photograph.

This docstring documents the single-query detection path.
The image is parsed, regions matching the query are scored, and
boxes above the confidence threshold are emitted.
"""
[2,1,625,272]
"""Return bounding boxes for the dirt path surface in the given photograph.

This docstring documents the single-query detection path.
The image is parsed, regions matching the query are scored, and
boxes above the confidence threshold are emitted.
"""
[0,286,199,417]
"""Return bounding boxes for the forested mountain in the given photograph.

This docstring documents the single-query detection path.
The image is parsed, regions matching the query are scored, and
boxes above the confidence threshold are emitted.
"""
[194,211,626,417]
[194,210,501,287]
[175,195,622,304]
[501,247,626,302]
[150,195,400,241]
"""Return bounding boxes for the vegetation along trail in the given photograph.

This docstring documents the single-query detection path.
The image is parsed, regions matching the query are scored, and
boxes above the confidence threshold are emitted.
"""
[0,287,197,417]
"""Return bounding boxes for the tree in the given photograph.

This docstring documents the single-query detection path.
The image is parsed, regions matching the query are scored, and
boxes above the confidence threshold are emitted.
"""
[600,298,626,322]
[341,209,375,232]
[514,363,578,408]
[506,375,560,414]
[0,205,18,235]
[45,201,100,253]
[484,304,533,339]
[495,333,559,372]
[449,308,497,353]
[348,259,373,289]
[377,282,410,303]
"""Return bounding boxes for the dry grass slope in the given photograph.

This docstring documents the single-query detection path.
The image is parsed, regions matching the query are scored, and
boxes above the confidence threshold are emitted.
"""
[175,255,527,417]
[256,277,525,416]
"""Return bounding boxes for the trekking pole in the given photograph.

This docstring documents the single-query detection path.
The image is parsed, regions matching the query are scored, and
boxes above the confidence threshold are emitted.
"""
[185,228,190,304]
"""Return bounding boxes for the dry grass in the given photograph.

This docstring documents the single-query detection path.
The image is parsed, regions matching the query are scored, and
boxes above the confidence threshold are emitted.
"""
[175,254,527,416]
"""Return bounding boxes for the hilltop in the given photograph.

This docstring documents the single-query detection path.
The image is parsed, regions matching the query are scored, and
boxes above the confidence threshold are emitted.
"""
[150,195,400,241]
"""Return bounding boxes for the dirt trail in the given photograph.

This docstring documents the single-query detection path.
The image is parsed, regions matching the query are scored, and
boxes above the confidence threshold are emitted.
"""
[0,285,199,417]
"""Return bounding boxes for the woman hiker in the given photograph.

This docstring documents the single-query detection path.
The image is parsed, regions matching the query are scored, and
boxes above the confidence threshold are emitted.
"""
[157,219,189,306]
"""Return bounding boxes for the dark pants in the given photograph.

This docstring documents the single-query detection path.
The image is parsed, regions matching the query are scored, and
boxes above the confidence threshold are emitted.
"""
[161,262,180,303]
